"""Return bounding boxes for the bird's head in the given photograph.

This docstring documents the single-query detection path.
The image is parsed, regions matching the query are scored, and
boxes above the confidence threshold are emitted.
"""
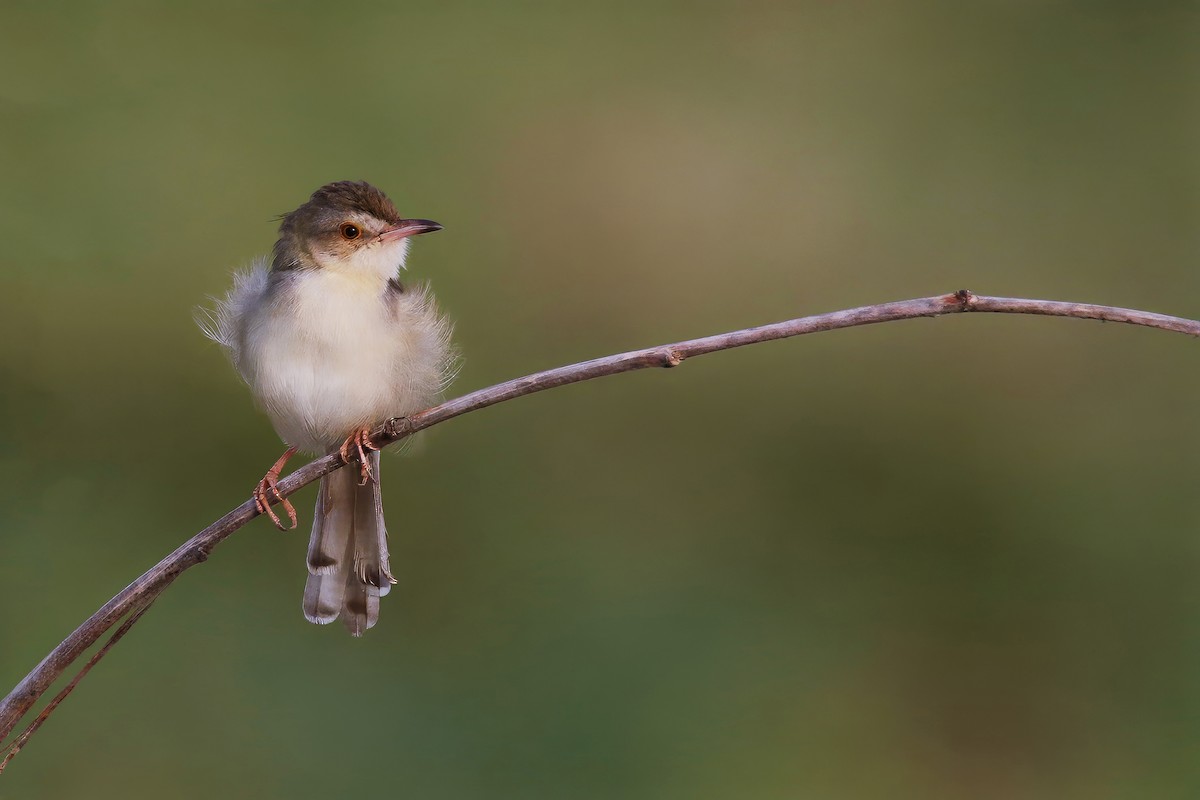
[272,181,442,279]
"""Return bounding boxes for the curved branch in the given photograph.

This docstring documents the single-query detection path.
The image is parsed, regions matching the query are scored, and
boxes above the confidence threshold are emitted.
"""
[1,290,1197,750]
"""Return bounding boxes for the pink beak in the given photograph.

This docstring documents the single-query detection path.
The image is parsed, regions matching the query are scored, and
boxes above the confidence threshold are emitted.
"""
[377,219,443,243]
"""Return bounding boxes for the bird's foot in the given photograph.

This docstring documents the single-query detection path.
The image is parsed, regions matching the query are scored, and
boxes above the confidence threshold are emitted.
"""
[253,446,299,531]
[339,428,381,486]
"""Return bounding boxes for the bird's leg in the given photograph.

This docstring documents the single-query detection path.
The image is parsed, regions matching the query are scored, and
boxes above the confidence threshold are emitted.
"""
[253,446,299,531]
[338,428,381,486]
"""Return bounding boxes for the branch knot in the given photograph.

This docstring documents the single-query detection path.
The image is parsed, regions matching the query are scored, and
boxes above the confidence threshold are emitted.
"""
[383,416,414,440]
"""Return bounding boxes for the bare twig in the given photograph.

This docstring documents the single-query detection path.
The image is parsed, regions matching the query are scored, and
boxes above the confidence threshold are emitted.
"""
[1,290,1197,760]
[0,592,160,773]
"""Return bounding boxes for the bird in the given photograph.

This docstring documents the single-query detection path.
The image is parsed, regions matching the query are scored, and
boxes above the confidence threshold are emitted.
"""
[200,180,457,635]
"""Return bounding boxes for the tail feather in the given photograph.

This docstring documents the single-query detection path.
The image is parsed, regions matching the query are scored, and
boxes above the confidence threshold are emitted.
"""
[302,474,354,625]
[341,572,380,637]
[302,451,394,635]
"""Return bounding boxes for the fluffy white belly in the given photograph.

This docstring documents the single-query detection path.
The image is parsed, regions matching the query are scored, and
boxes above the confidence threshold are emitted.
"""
[244,272,422,452]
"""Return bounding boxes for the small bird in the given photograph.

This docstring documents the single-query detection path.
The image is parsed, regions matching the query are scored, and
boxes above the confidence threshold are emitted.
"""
[200,181,456,635]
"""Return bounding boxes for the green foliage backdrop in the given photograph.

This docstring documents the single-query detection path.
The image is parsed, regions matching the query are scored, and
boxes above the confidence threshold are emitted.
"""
[1,2,1197,797]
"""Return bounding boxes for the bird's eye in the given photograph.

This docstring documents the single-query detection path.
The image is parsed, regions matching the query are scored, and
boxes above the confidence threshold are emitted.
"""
[340,223,361,240]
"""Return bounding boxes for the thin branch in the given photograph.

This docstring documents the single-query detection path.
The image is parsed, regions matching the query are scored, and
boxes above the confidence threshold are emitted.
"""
[0,592,159,773]
[1,290,1197,757]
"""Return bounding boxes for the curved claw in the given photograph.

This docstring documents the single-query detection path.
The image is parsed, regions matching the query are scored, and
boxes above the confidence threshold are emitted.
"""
[338,428,381,486]
[253,447,299,531]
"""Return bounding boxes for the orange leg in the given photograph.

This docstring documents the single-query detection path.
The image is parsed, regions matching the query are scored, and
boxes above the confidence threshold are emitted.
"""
[338,428,381,486]
[253,446,299,531]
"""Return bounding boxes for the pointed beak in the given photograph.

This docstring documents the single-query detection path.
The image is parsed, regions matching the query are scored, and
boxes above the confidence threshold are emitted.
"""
[377,219,443,243]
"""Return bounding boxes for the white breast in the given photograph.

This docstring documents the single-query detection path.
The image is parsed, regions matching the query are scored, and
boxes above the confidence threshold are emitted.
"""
[228,266,454,453]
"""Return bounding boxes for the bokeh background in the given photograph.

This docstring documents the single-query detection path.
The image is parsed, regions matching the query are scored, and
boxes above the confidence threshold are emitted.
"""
[1,2,1198,797]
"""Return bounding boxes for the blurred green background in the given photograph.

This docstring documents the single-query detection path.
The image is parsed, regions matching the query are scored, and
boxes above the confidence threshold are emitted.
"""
[1,1,1198,797]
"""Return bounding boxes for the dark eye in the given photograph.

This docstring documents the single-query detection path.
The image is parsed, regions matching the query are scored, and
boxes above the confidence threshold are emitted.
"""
[340,223,361,240]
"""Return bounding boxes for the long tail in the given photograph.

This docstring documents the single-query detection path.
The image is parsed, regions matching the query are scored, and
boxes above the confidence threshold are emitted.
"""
[302,451,396,636]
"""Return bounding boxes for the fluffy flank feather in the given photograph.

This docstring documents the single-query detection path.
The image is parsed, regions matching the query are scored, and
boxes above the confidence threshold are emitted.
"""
[395,281,461,398]
[195,259,270,369]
